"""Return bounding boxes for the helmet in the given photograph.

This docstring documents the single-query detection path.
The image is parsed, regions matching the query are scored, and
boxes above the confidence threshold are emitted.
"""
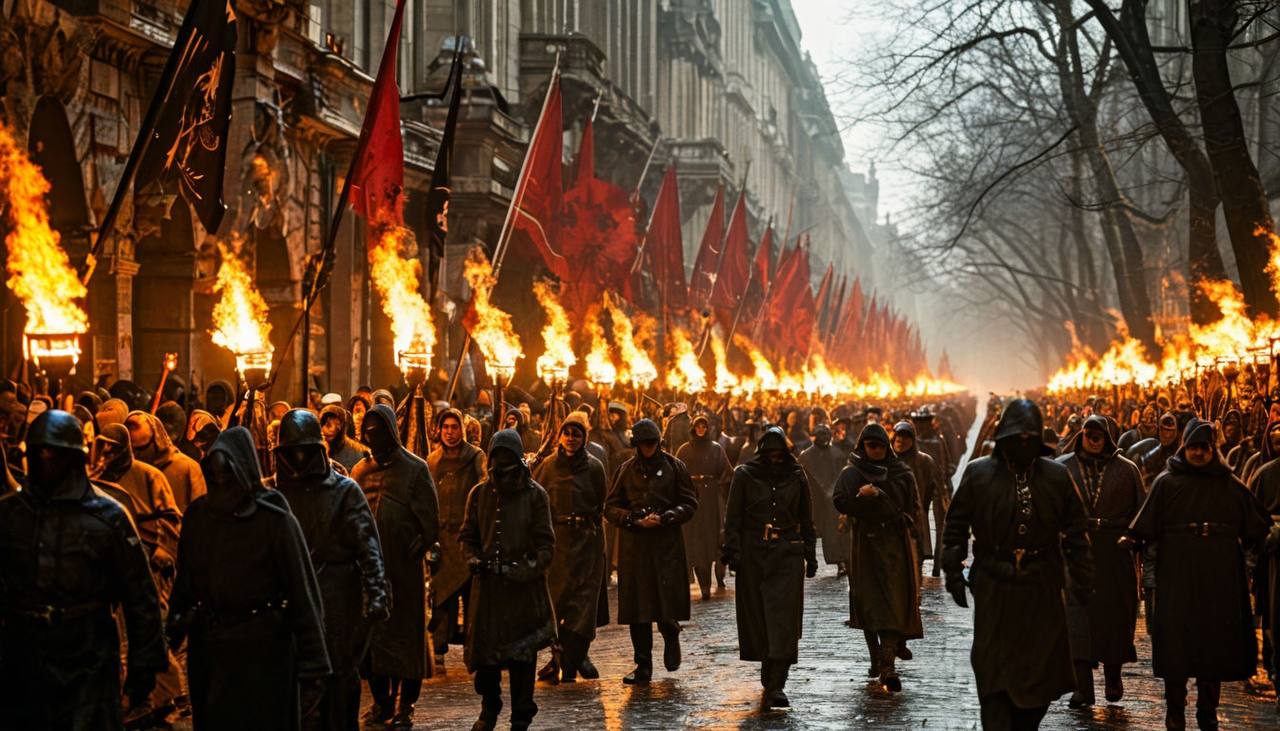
[27,409,89,453]
[277,409,325,449]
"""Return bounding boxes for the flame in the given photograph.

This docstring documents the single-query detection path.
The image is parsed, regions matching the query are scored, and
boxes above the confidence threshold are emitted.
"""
[665,326,707,393]
[584,304,618,386]
[210,237,274,358]
[0,122,87,363]
[369,226,436,366]
[533,279,576,381]
[710,330,739,393]
[604,297,657,388]
[463,247,522,370]
[733,334,778,395]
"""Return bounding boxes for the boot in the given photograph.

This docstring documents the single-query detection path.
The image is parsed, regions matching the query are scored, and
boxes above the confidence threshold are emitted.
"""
[896,642,913,661]
[622,665,651,685]
[578,654,600,680]
[1164,678,1187,731]
[767,662,791,708]
[864,630,881,678]
[660,623,682,672]
[1068,661,1095,708]
[1194,680,1220,730]
[537,654,560,684]
[362,704,393,726]
[626,624,653,684]
[471,717,497,731]
[389,707,414,729]
[1104,663,1124,703]
[878,633,901,693]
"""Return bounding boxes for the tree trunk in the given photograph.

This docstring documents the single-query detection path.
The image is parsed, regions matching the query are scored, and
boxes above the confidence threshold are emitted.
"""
[1189,0,1279,317]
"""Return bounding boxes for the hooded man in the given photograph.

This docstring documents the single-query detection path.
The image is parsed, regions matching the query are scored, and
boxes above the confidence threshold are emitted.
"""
[892,420,945,578]
[126,410,207,511]
[1131,419,1269,731]
[0,410,166,730]
[604,418,698,684]
[268,410,389,730]
[167,426,330,730]
[1136,413,1182,486]
[1247,418,1280,691]
[460,429,556,731]
[503,406,540,454]
[182,409,222,461]
[350,404,440,726]
[427,408,487,668]
[92,423,182,577]
[1117,405,1158,453]
[663,403,692,455]
[1056,414,1145,708]
[798,423,849,576]
[833,422,923,693]
[319,404,370,473]
[531,412,607,684]
[941,399,1093,730]
[676,413,734,600]
[721,425,817,709]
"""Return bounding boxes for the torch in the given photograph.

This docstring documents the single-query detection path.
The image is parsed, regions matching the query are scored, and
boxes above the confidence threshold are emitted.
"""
[594,372,615,434]
[234,347,273,429]
[398,347,434,454]
[23,332,82,398]
[490,358,516,438]
[535,360,570,461]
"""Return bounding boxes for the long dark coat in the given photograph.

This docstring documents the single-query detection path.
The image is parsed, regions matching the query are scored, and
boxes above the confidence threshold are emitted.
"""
[896,443,943,560]
[675,432,733,576]
[533,445,608,639]
[722,441,816,662]
[1131,451,1268,680]
[460,430,557,669]
[1250,456,1280,640]
[833,427,922,637]
[941,402,1093,709]
[1057,422,1144,666]
[269,432,387,680]
[604,450,698,624]
[169,428,330,730]
[0,468,166,730]
[350,404,439,679]
[798,439,848,565]
[427,439,486,607]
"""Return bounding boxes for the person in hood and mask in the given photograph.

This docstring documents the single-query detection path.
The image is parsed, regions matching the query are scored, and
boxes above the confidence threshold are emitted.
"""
[605,418,698,685]
[531,412,607,684]
[721,426,817,709]
[891,420,944,579]
[268,410,389,730]
[1248,418,1280,693]
[319,405,370,473]
[1117,404,1158,453]
[834,422,923,693]
[182,409,222,461]
[0,410,167,729]
[126,410,207,511]
[798,423,849,576]
[1055,415,1144,708]
[460,429,556,731]
[942,399,1093,730]
[1131,419,1268,731]
[350,404,439,727]
[428,408,487,669]
[676,413,734,600]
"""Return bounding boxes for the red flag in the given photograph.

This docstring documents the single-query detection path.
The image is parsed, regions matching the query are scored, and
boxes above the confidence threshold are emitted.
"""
[768,234,814,353]
[349,0,408,231]
[824,275,846,344]
[574,116,595,185]
[740,223,773,334]
[645,165,686,310]
[812,263,834,336]
[512,73,568,279]
[688,184,725,311]
[710,190,749,310]
[753,223,774,294]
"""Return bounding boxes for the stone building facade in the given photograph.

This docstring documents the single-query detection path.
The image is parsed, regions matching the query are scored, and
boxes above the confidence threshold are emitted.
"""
[0,0,879,402]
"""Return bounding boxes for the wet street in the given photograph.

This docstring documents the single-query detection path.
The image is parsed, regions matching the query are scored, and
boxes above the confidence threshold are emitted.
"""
[340,558,1276,730]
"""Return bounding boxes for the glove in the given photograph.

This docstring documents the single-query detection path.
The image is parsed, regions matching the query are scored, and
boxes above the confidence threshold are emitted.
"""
[363,593,390,622]
[468,557,486,576]
[299,676,325,717]
[805,557,818,578]
[660,510,680,526]
[945,574,969,608]
[123,670,155,709]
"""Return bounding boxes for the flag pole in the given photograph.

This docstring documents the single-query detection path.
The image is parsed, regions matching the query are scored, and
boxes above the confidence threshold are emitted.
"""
[445,54,561,401]
[695,161,750,359]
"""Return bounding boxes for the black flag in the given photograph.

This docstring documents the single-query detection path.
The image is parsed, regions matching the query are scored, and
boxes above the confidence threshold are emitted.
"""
[425,47,464,291]
[133,0,237,233]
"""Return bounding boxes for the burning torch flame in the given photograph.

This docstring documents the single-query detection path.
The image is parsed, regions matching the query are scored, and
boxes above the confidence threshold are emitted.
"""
[710,330,739,394]
[604,297,657,389]
[463,247,522,372]
[665,326,707,394]
[583,305,617,387]
[210,237,273,358]
[533,279,576,382]
[369,226,436,366]
[0,122,87,364]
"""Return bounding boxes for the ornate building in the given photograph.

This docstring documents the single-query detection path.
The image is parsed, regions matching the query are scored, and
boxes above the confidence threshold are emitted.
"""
[0,0,879,401]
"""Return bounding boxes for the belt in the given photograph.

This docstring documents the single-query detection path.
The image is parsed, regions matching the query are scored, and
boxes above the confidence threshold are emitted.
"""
[1164,522,1234,538]
[554,514,600,528]
[975,545,1047,575]
[688,474,717,480]
[761,523,799,543]
[1086,518,1128,532]
[197,598,289,627]
[6,600,107,625]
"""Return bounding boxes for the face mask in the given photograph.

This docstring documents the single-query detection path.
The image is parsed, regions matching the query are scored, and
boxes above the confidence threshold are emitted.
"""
[363,421,397,457]
[28,448,79,498]
[1000,435,1042,470]
[815,433,832,447]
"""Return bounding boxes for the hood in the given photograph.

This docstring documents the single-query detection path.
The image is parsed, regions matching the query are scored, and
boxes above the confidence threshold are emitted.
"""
[93,423,134,482]
[487,428,531,489]
[320,404,350,438]
[435,407,465,431]
[489,428,525,460]
[993,399,1044,442]
[76,390,103,414]
[185,409,221,442]
[1167,418,1229,475]
[155,401,188,442]
[347,393,372,414]
[745,425,800,476]
[630,418,661,445]
[275,409,331,485]
[856,422,892,453]
[560,411,591,437]
[891,420,917,456]
[690,413,712,442]
[1063,414,1118,457]
[757,425,792,455]
[363,403,403,447]
[201,426,265,516]
[1261,418,1280,463]
[811,423,833,447]
[371,389,395,407]
[279,409,325,448]
[504,406,527,431]
[97,398,130,428]
[126,410,178,464]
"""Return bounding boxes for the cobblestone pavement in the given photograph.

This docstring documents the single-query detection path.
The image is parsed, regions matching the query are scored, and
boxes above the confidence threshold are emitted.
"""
[362,559,1277,730]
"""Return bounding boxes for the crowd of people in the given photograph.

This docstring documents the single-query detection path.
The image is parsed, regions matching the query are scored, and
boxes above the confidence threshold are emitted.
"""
[3,370,1279,730]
